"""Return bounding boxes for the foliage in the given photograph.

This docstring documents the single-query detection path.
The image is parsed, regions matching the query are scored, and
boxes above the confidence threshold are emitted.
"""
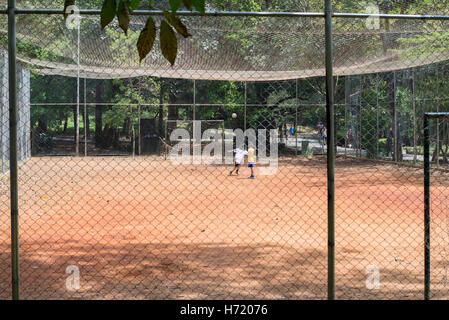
[63,0,224,65]
[17,0,449,156]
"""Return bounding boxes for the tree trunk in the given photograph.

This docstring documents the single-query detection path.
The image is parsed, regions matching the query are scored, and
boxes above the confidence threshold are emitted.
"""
[103,123,111,148]
[386,73,399,161]
[72,79,79,145]
[381,19,402,162]
[444,123,449,163]
[95,80,104,148]
[158,79,164,138]
[167,87,178,139]
[72,105,78,143]
[265,0,272,10]
[254,82,273,154]
[334,77,339,154]
[63,114,68,133]
[83,106,90,138]
[38,119,47,133]
[432,145,440,162]
[123,117,131,138]
[113,128,120,149]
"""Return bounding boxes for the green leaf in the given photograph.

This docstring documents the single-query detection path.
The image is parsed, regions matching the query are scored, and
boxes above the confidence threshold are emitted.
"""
[137,17,157,63]
[192,0,205,14]
[126,0,141,12]
[101,0,117,29]
[160,20,178,66]
[181,0,193,11]
[63,0,75,20]
[117,0,130,35]
[162,11,191,38]
[169,0,181,13]
[148,0,154,8]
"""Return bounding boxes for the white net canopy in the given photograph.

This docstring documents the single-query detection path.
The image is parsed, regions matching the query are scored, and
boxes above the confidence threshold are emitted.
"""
[0,0,448,80]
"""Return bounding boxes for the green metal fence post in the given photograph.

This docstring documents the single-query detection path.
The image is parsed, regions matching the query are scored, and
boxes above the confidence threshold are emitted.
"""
[423,114,430,300]
[244,82,247,132]
[8,0,19,300]
[295,79,299,157]
[325,0,335,300]
[412,70,417,165]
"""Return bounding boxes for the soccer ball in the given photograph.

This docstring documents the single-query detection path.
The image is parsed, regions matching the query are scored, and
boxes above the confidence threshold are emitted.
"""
[232,113,237,119]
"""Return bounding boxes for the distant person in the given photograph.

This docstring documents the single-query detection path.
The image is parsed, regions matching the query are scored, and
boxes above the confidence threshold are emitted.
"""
[317,122,323,136]
[228,146,255,179]
[347,128,353,148]
[247,147,256,179]
[322,126,328,145]
[290,127,295,136]
[229,146,248,176]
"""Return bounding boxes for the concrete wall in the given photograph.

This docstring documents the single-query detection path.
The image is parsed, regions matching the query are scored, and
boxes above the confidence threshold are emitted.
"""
[0,50,31,174]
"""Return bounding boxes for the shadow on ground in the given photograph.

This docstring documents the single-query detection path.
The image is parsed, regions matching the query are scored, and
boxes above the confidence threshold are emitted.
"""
[0,241,445,300]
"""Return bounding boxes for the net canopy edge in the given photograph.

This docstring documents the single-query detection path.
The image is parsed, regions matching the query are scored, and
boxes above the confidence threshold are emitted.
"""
[3,9,449,21]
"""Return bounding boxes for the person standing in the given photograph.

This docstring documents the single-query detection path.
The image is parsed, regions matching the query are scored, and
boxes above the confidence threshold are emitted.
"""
[322,126,328,145]
[247,147,256,179]
[229,147,248,176]
[347,128,353,148]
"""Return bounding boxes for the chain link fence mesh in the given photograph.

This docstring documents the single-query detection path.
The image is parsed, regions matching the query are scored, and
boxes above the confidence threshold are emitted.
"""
[0,1,449,300]
[427,116,449,300]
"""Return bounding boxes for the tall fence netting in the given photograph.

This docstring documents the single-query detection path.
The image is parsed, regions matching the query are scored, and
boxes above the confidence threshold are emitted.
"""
[0,2,449,299]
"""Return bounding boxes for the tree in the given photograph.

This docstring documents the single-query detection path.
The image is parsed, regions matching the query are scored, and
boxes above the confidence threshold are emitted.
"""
[64,0,214,66]
[95,80,104,147]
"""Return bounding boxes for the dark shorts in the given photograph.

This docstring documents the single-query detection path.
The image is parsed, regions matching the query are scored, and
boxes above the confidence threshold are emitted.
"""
[235,163,241,167]
[248,162,255,168]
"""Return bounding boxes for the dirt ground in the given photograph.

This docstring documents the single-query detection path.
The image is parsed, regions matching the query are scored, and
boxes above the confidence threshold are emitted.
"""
[0,156,448,300]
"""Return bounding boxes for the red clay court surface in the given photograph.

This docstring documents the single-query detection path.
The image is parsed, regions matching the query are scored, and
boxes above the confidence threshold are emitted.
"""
[0,156,448,299]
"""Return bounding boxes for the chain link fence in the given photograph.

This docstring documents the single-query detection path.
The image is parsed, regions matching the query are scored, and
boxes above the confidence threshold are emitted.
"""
[0,51,30,173]
[1,0,449,300]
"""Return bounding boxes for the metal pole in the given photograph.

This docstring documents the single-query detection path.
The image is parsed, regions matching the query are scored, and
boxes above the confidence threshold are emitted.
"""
[393,71,398,162]
[75,18,80,156]
[325,0,335,300]
[374,78,378,157]
[344,77,349,157]
[138,77,142,156]
[295,79,298,156]
[30,102,326,107]
[131,106,135,158]
[6,9,449,21]
[244,82,247,132]
[412,70,417,165]
[436,68,440,169]
[333,12,449,20]
[344,101,347,157]
[84,77,87,156]
[10,9,326,18]
[193,80,196,122]
[359,76,362,158]
[193,80,196,153]
[1,72,4,173]
[164,121,168,160]
[423,114,430,300]
[8,0,19,300]
[221,121,225,163]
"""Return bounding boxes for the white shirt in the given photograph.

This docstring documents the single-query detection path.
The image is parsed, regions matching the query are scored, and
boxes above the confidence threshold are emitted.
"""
[233,148,248,164]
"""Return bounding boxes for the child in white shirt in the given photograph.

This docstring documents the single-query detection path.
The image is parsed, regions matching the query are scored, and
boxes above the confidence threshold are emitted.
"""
[229,147,248,176]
